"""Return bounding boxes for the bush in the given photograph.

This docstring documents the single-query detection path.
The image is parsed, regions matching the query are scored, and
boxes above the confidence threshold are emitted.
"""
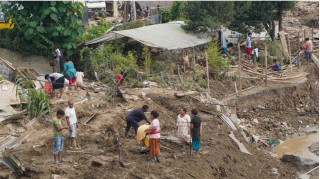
[197,78,207,88]
[14,78,50,119]
[268,40,284,59]
[83,20,112,40]
[300,18,318,27]
[207,41,230,77]
[159,9,171,23]
[143,46,151,74]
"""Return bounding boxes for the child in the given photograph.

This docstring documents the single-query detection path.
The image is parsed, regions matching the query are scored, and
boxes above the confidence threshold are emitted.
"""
[190,108,202,157]
[145,111,161,162]
[52,109,69,164]
[269,59,281,71]
[65,99,78,148]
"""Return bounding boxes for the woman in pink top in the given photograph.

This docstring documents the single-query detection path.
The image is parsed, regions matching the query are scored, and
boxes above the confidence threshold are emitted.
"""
[145,111,161,162]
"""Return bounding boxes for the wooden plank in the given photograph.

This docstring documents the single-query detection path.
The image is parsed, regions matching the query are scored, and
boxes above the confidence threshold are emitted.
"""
[279,31,289,57]
[287,36,292,73]
[265,45,267,87]
[84,112,97,125]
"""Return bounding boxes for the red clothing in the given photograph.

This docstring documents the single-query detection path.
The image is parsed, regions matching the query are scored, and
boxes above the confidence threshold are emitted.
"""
[116,73,124,83]
[305,41,312,52]
[67,76,77,85]
[246,47,252,55]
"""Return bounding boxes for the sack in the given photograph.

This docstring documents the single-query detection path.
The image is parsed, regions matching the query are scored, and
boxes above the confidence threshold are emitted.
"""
[44,81,52,93]
[50,59,56,66]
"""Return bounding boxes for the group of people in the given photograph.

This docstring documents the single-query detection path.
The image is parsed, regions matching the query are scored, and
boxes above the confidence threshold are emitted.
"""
[125,105,202,162]
[46,50,84,99]
[52,100,78,164]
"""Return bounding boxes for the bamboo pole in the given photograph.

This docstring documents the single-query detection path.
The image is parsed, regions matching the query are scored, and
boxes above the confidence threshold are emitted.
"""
[238,42,242,94]
[265,45,267,87]
[304,28,306,40]
[298,32,301,69]
[205,52,210,93]
[312,26,314,53]
[287,35,292,73]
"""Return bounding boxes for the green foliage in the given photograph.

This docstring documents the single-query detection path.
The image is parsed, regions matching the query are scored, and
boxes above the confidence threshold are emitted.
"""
[125,65,140,88]
[142,46,151,75]
[159,9,171,23]
[232,74,238,82]
[171,1,183,20]
[152,60,173,74]
[198,79,208,89]
[230,2,296,40]
[14,78,50,119]
[83,20,112,40]
[268,40,284,59]
[2,1,85,56]
[300,18,318,27]
[207,41,230,74]
[115,19,148,31]
[182,1,235,33]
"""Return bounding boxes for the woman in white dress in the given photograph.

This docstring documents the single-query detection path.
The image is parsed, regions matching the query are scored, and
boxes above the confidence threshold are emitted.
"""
[176,107,191,143]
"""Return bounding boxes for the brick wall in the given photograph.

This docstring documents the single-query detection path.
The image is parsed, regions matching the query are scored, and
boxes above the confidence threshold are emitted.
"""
[0,48,52,74]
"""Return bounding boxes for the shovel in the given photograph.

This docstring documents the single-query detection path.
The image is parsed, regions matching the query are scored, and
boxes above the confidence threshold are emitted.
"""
[116,135,125,168]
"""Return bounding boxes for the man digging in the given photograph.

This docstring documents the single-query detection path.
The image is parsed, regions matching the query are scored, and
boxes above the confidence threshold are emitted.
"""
[65,99,78,148]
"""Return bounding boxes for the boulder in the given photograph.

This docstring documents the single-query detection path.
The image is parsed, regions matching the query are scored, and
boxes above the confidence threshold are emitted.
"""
[282,153,319,172]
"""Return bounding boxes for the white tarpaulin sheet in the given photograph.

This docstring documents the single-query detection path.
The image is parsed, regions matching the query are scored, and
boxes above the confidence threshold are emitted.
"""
[84,22,211,50]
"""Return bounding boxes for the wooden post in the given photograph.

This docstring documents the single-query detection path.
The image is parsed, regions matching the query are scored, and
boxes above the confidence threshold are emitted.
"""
[287,35,292,72]
[238,43,242,94]
[298,32,301,68]
[304,29,306,40]
[205,52,210,93]
[312,26,314,53]
[193,47,196,65]
[265,45,267,87]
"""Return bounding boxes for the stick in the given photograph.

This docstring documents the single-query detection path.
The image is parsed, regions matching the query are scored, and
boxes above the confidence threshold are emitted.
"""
[298,32,301,68]
[265,45,267,87]
[234,82,238,96]
[205,52,210,93]
[312,26,314,54]
[238,43,242,94]
[84,112,97,125]
[242,68,265,76]
[305,166,319,174]
[160,145,175,152]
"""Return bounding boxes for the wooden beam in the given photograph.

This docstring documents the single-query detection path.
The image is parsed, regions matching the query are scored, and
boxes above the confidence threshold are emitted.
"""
[312,26,314,54]
[298,32,301,68]
[265,45,267,87]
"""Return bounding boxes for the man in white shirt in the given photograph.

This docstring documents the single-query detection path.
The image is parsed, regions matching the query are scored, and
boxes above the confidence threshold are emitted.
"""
[65,99,78,148]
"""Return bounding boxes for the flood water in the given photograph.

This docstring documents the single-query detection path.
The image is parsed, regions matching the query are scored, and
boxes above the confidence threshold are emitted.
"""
[274,134,319,162]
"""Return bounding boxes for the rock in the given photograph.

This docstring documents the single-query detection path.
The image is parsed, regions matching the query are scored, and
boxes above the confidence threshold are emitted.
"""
[273,122,281,128]
[282,153,319,172]
[91,159,106,167]
[271,168,278,175]
[253,118,259,124]
[264,118,270,123]
[282,122,289,129]
[257,105,265,109]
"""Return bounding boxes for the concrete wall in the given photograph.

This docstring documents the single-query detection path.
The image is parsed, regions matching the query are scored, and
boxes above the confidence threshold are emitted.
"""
[0,59,14,81]
[0,48,52,75]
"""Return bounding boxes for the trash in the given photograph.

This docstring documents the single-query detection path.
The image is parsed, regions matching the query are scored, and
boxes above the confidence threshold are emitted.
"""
[268,139,280,148]
[43,118,51,123]
[271,168,278,175]
[141,92,146,98]
[229,131,251,155]
[219,114,237,130]
[118,103,125,108]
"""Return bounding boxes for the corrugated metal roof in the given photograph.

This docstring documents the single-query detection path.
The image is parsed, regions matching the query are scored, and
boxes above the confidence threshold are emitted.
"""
[84,21,211,50]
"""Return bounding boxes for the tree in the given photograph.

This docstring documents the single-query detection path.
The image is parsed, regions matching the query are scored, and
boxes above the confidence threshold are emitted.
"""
[170,1,183,20]
[230,1,296,40]
[2,1,85,56]
[182,1,234,33]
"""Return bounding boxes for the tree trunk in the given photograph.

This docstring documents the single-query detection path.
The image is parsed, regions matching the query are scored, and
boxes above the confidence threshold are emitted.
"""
[264,21,275,41]
[278,2,283,32]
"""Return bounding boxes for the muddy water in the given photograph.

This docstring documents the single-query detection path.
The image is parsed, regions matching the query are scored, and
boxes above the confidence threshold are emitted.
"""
[274,134,319,162]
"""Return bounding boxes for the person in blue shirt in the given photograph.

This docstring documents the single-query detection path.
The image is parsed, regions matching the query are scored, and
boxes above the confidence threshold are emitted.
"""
[269,59,281,71]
